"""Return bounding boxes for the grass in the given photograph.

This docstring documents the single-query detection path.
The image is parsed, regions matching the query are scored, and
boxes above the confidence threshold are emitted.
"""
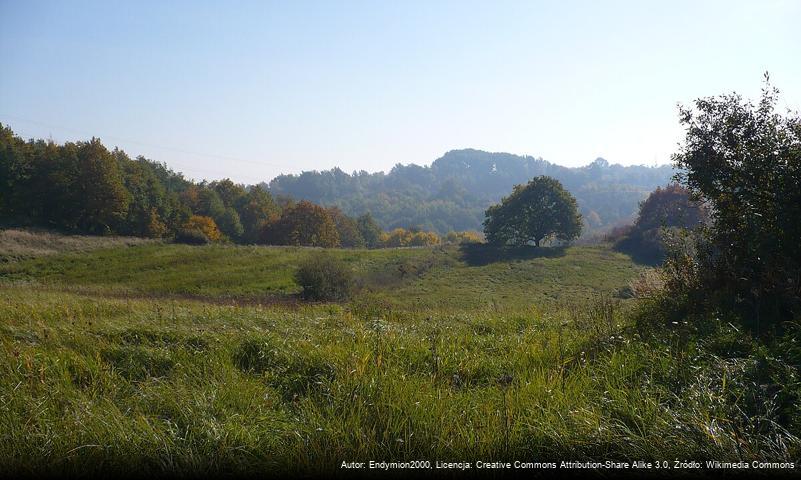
[1,231,797,476]
[0,228,154,263]
[0,241,641,310]
[2,288,797,477]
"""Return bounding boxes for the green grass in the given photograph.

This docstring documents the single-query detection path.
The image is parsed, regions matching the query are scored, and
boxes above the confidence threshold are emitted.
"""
[0,228,154,263]
[1,236,797,476]
[0,242,641,310]
[2,287,796,477]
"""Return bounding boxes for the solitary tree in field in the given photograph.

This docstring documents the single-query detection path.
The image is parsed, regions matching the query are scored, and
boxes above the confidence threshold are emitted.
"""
[483,176,582,247]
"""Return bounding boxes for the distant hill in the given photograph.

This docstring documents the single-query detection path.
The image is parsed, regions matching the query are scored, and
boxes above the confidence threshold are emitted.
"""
[265,149,675,235]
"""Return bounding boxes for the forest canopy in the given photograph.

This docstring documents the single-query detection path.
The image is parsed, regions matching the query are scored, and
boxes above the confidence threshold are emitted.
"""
[1,124,674,244]
[266,150,674,235]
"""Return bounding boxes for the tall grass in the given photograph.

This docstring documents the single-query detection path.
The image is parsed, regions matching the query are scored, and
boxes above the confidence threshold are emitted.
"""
[1,287,797,476]
[0,228,154,263]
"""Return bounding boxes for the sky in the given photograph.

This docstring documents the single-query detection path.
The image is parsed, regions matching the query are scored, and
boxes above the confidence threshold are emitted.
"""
[1,0,800,184]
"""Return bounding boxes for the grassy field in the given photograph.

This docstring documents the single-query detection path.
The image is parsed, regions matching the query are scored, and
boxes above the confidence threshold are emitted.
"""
[0,242,641,310]
[1,232,798,476]
[0,228,155,263]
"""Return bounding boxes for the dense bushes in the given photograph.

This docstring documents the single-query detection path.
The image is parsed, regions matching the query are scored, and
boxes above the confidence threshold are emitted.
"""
[173,228,210,245]
[668,79,801,332]
[293,253,354,301]
[626,80,801,456]
[614,184,708,264]
[443,230,483,245]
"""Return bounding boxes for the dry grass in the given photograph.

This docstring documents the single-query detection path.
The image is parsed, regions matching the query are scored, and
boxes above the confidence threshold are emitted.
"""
[627,268,665,298]
[0,228,155,263]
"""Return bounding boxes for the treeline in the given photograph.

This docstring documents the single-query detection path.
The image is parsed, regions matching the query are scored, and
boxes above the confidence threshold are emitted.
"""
[0,125,479,248]
[266,150,675,234]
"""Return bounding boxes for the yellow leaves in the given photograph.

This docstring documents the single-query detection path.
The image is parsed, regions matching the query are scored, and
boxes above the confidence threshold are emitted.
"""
[381,228,440,248]
[183,215,222,242]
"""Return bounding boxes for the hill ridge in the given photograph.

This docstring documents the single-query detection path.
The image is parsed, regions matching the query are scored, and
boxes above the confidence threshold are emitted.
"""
[265,149,675,234]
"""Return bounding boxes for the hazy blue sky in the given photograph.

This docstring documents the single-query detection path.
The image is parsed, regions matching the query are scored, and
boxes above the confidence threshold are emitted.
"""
[2,0,799,184]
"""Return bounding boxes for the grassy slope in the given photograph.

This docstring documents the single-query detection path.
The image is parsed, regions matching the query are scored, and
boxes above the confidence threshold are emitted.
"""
[4,237,790,475]
[0,228,154,263]
[0,287,772,477]
[0,242,641,310]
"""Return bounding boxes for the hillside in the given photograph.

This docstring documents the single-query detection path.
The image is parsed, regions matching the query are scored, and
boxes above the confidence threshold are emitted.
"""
[0,228,155,263]
[1,238,793,476]
[0,240,641,311]
[266,150,675,234]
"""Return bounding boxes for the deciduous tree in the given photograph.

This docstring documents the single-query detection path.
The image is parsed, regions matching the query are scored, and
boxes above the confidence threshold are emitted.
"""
[483,176,582,247]
[260,200,339,247]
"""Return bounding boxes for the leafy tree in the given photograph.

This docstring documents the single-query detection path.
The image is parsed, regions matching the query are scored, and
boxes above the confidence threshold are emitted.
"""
[381,228,413,247]
[195,187,225,220]
[211,178,246,208]
[634,184,708,231]
[235,186,280,244]
[327,207,365,248]
[483,176,582,247]
[23,140,63,226]
[356,213,382,248]
[182,215,222,242]
[671,76,801,329]
[615,184,709,264]
[444,230,483,244]
[145,208,168,238]
[260,200,339,247]
[50,139,130,233]
[409,231,440,246]
[0,124,31,220]
[217,207,244,240]
[115,151,172,237]
[179,185,202,213]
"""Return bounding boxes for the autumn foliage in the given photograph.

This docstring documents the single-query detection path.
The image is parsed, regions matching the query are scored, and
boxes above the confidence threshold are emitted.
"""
[182,215,222,242]
[260,201,339,247]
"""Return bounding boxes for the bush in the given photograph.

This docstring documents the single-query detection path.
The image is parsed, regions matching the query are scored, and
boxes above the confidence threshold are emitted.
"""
[444,230,484,245]
[672,80,801,331]
[182,215,221,242]
[174,228,209,245]
[294,253,353,301]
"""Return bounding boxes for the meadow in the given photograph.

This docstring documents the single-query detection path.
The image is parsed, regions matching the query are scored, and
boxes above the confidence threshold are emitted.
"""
[1,231,798,476]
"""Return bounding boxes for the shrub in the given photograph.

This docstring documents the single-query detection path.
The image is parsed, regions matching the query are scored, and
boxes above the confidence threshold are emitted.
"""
[380,228,413,247]
[182,215,221,242]
[627,268,666,298]
[671,79,801,331]
[174,228,209,245]
[444,230,484,245]
[294,253,354,301]
[409,231,440,247]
